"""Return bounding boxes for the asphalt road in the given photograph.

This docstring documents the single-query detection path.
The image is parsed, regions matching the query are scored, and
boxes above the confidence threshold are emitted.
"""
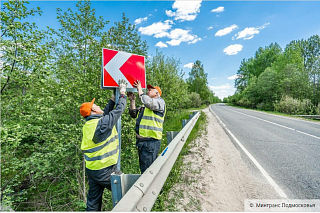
[210,104,320,199]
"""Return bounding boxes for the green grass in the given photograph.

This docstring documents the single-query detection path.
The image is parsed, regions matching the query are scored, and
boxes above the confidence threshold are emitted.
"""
[187,104,208,111]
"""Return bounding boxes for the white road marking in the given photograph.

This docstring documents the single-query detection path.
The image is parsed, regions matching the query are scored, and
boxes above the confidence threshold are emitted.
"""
[209,106,288,198]
[223,107,320,140]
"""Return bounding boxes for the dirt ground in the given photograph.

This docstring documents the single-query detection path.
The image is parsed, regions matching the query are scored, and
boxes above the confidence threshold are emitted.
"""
[167,107,281,211]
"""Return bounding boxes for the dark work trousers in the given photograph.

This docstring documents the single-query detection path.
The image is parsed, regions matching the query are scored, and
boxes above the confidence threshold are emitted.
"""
[136,139,161,174]
[85,165,122,211]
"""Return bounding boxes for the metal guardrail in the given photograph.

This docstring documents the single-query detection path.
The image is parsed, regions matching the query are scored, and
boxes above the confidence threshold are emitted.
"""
[292,115,320,119]
[111,111,200,212]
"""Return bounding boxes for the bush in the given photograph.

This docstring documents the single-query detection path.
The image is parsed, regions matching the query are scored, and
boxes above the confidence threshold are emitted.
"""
[257,102,274,111]
[228,93,242,106]
[187,92,202,108]
[274,95,319,115]
[238,97,252,108]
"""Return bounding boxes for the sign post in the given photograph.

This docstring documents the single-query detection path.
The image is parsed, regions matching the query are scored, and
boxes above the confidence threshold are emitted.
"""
[101,48,146,170]
[114,88,121,170]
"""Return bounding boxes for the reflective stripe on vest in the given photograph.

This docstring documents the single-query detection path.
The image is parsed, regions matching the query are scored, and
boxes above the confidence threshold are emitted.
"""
[139,107,165,140]
[81,118,119,170]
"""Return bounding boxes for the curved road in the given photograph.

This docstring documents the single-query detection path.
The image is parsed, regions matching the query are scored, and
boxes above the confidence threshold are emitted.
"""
[210,104,320,199]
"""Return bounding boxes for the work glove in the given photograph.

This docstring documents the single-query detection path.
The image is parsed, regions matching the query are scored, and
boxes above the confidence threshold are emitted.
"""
[118,79,127,94]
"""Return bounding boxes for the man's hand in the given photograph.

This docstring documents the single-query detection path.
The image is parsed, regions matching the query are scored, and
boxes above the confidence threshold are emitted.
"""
[119,79,127,94]
[133,80,143,96]
[127,92,135,101]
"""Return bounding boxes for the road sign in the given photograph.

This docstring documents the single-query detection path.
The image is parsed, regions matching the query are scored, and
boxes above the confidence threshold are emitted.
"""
[101,48,146,90]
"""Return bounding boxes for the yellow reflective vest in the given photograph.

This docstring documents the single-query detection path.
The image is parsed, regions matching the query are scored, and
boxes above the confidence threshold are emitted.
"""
[81,118,119,170]
[139,107,166,140]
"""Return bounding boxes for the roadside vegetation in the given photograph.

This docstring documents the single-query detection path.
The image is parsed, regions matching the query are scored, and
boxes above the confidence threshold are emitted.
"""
[224,36,320,116]
[226,103,320,122]
[1,1,219,211]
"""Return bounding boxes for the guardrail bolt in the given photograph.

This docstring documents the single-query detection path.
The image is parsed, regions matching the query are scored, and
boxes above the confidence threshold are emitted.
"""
[149,170,153,174]
[114,180,118,184]
[140,183,144,187]
[143,207,147,212]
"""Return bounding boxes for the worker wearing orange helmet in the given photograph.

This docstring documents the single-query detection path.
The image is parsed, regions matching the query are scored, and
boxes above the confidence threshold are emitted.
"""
[127,80,166,174]
[80,80,127,211]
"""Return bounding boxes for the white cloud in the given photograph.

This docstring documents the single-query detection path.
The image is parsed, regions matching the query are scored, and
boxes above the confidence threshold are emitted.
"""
[154,31,170,38]
[134,17,148,25]
[138,21,172,37]
[228,74,241,80]
[210,83,232,90]
[168,28,190,40]
[166,1,202,22]
[139,19,200,47]
[211,77,217,80]
[233,23,270,40]
[207,26,213,30]
[165,10,175,17]
[215,24,238,37]
[188,37,202,44]
[209,83,236,100]
[166,39,182,46]
[166,28,201,46]
[211,6,224,13]
[223,44,243,55]
[155,41,168,48]
[183,63,194,68]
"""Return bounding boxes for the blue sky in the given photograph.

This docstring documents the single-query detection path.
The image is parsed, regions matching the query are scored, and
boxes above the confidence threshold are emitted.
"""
[21,1,320,100]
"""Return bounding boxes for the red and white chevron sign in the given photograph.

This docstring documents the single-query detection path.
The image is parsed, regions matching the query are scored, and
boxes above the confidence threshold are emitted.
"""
[102,48,146,89]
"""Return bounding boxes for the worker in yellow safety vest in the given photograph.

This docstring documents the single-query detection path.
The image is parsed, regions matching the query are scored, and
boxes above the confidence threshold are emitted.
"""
[128,80,166,174]
[80,80,127,211]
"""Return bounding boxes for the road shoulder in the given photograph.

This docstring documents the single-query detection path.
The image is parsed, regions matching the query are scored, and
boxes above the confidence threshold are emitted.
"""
[167,107,281,211]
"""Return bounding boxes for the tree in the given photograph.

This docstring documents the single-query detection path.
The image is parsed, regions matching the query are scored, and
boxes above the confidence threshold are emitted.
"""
[241,76,258,108]
[235,58,254,93]
[1,0,49,121]
[50,0,111,125]
[146,49,189,111]
[255,68,279,110]
[0,0,56,210]
[106,13,148,56]
[187,60,212,102]
[302,35,320,105]
[231,35,319,114]
[252,43,282,77]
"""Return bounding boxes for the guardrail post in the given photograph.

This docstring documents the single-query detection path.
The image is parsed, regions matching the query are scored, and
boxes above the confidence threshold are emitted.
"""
[111,173,141,207]
[166,131,180,145]
[190,111,197,119]
[182,119,188,127]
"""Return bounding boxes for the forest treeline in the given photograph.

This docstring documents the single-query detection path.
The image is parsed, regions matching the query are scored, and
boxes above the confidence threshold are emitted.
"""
[1,1,218,211]
[225,36,320,115]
